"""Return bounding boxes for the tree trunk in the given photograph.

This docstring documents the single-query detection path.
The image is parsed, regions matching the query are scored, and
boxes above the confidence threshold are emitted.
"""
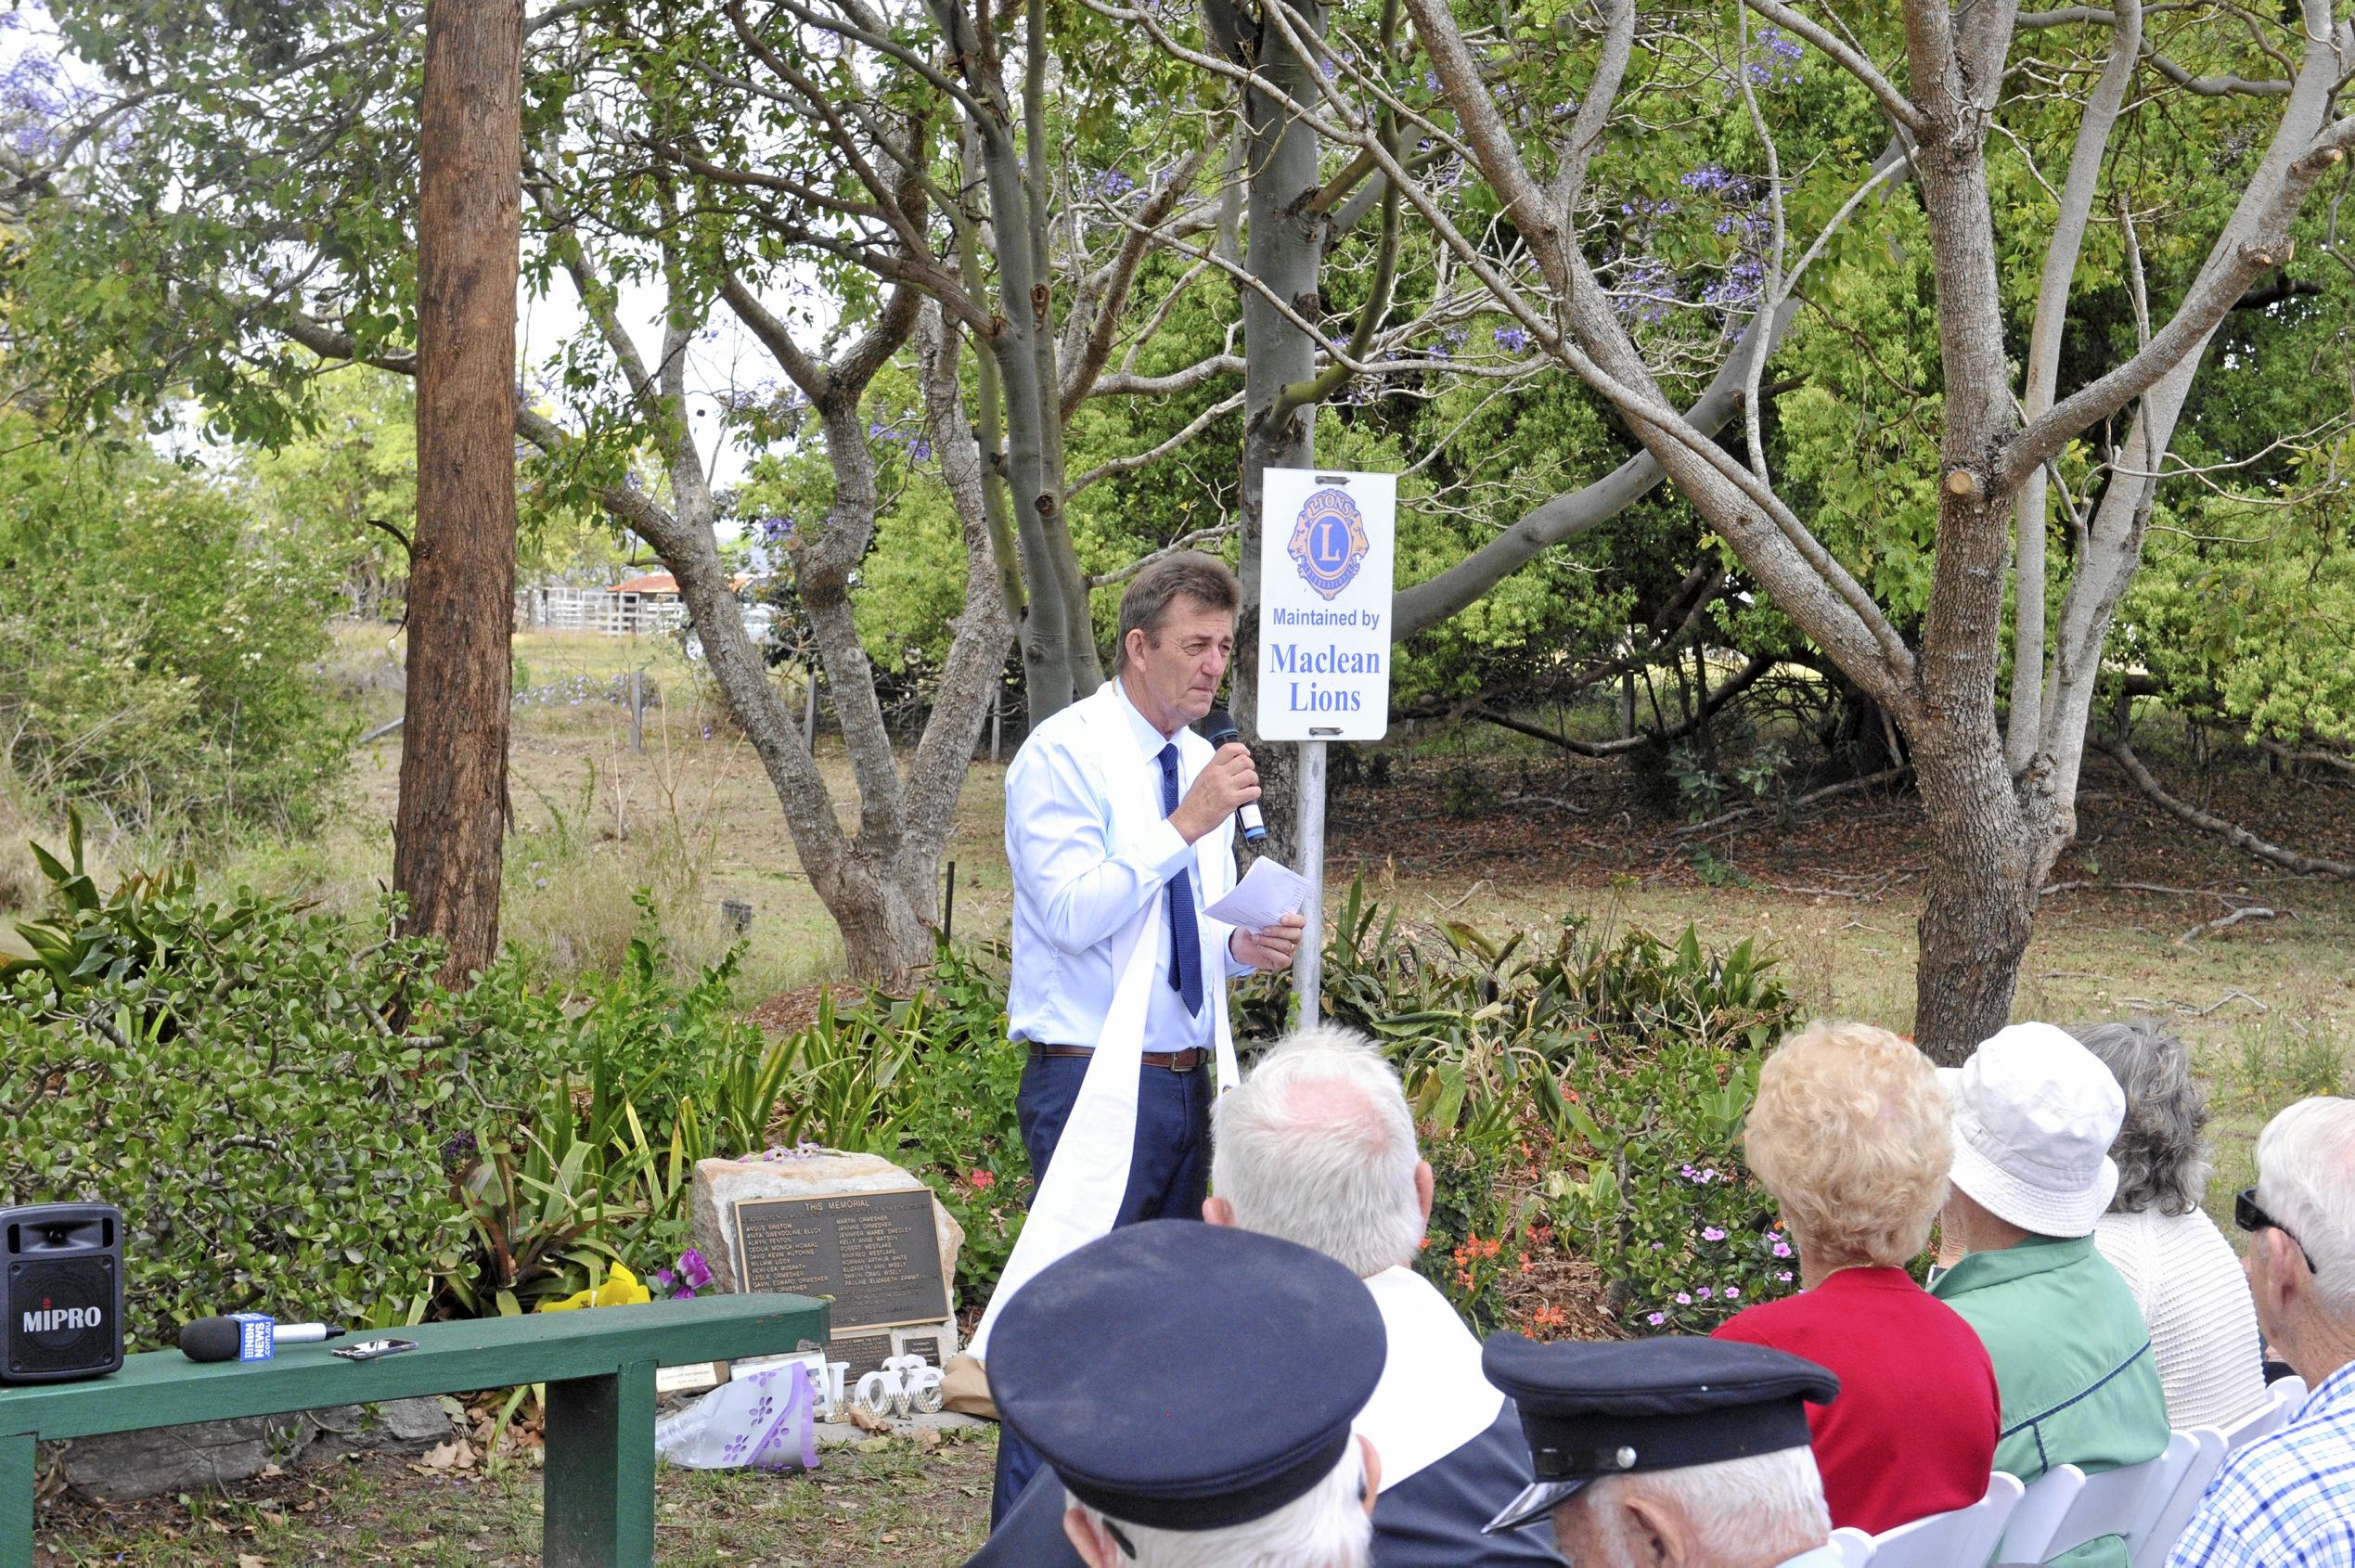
[1230,1,1328,863]
[1908,725,2041,1063]
[395,0,521,988]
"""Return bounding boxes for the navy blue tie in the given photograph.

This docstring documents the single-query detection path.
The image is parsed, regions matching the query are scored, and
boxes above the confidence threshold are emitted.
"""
[1157,744,1204,1015]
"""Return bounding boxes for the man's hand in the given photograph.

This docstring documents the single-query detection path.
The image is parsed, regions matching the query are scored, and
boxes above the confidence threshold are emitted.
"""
[1230,912,1307,971]
[1168,741,1260,844]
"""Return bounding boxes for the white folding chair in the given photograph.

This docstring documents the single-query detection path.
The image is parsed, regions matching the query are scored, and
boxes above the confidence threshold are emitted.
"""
[2004,1433,2199,1563]
[1999,1467,2089,1564]
[1859,1472,2026,1568]
[2130,1429,2227,1568]
[2224,1376,2306,1454]
[1828,1525,1876,1565]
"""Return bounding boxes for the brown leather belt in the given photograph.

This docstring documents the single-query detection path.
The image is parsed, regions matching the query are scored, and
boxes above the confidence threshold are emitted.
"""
[1029,1043,1209,1073]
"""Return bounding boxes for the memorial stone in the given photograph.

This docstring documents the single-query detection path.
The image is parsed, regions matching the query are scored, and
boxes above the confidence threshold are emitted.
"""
[689,1149,964,1386]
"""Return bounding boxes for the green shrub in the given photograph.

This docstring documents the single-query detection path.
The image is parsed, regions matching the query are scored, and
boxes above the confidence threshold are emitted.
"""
[0,825,805,1332]
[1,826,470,1344]
[0,418,348,834]
[890,940,1029,1296]
[439,901,800,1314]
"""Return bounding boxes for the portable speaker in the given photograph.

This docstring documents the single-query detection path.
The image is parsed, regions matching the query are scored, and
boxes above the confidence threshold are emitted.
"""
[2,1202,124,1384]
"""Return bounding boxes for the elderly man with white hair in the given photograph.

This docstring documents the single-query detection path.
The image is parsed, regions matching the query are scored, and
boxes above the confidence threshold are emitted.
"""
[2166,1097,2355,1566]
[981,1219,1385,1568]
[967,1025,1562,1567]
[1479,1334,1845,1567]
[1203,1025,1565,1566]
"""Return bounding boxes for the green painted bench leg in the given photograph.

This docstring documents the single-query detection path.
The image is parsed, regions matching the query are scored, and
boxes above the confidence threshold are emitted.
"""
[3,1432,33,1567]
[543,1360,658,1567]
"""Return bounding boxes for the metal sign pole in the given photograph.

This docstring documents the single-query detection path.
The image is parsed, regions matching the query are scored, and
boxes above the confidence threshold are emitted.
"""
[1293,738,1328,1027]
[1258,466,1394,1035]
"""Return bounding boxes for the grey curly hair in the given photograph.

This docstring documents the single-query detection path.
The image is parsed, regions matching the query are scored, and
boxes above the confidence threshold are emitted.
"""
[2075,1019,2212,1217]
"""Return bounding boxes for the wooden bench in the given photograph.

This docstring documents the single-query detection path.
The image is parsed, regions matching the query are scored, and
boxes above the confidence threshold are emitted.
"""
[0,1292,829,1566]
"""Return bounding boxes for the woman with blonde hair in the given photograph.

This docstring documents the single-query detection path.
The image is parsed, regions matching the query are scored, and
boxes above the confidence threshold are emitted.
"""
[1714,1021,1999,1535]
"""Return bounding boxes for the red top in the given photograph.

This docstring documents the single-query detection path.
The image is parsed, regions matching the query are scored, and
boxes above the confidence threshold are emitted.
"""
[1713,1265,1999,1535]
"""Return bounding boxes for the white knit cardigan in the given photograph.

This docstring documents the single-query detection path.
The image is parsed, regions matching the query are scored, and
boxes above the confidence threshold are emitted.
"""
[2093,1205,2269,1431]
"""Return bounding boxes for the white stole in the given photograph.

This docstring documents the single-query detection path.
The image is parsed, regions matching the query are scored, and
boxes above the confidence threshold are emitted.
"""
[967,681,1240,1362]
[1355,1266,1505,1488]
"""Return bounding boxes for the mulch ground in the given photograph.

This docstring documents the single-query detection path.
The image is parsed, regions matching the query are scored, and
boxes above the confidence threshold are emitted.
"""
[1319,741,2355,906]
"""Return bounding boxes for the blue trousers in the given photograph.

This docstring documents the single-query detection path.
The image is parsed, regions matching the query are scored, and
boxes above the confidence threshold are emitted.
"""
[988,1050,1213,1527]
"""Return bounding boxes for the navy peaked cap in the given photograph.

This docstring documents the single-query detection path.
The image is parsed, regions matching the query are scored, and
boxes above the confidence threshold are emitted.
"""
[988,1220,1385,1532]
[1478,1333,1838,1534]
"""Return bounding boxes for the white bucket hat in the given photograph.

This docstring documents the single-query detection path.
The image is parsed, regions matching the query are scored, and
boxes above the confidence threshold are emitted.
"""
[1939,1022,2125,1239]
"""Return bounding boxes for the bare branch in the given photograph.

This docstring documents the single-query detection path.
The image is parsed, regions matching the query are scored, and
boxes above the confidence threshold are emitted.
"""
[1068,391,1245,498]
[1551,0,1635,217]
[1088,524,1242,588]
[1673,763,1913,838]
[1476,654,1775,759]
[2096,734,2355,877]
[1087,355,1247,398]
[1060,135,1222,418]
[1404,0,1920,701]
[2008,0,2143,774]
[2003,136,2355,489]
[1741,0,1926,133]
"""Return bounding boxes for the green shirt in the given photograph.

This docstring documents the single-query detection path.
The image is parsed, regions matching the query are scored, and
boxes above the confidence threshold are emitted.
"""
[1931,1234,2169,1568]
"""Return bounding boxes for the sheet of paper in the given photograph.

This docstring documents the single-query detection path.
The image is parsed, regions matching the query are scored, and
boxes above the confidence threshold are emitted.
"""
[1202,856,1308,931]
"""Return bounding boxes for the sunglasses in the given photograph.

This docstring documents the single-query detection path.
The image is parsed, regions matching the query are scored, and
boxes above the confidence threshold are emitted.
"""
[2235,1187,2318,1274]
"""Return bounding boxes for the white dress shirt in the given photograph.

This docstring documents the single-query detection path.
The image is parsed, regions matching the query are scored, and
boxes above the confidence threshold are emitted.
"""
[1003,676,1247,1051]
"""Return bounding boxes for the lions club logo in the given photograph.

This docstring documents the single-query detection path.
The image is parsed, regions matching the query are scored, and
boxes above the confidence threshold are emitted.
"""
[1288,488,1370,601]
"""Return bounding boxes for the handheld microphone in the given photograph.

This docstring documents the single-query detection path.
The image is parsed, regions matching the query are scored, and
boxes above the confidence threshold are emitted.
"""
[1202,710,1268,843]
[179,1315,348,1363]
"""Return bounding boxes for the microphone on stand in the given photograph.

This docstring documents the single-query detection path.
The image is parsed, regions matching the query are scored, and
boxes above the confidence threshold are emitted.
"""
[1202,710,1268,843]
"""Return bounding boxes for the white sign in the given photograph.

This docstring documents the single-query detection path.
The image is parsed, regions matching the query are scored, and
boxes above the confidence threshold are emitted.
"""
[1255,468,1396,741]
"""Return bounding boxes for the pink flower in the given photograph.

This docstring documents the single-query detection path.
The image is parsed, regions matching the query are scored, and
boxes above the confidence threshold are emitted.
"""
[1702,1227,1727,1242]
[1675,1292,1692,1305]
[1772,1242,1793,1258]
[1725,1287,1741,1299]
[971,1170,997,1192]
[1647,1312,1666,1326]
[1777,1271,1794,1282]
[1696,1287,1714,1300]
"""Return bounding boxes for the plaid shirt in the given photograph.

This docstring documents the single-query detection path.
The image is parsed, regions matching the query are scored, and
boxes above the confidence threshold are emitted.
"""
[2166,1364,2355,1567]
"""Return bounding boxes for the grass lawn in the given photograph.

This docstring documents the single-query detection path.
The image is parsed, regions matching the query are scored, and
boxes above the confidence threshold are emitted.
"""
[35,1430,998,1567]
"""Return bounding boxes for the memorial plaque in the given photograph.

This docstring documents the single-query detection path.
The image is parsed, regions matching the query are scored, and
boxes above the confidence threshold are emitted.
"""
[892,1324,956,1368]
[830,1331,894,1382]
[732,1186,952,1331]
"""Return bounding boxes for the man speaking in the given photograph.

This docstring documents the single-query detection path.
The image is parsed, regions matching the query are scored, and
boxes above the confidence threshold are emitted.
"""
[973,551,1306,1523]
